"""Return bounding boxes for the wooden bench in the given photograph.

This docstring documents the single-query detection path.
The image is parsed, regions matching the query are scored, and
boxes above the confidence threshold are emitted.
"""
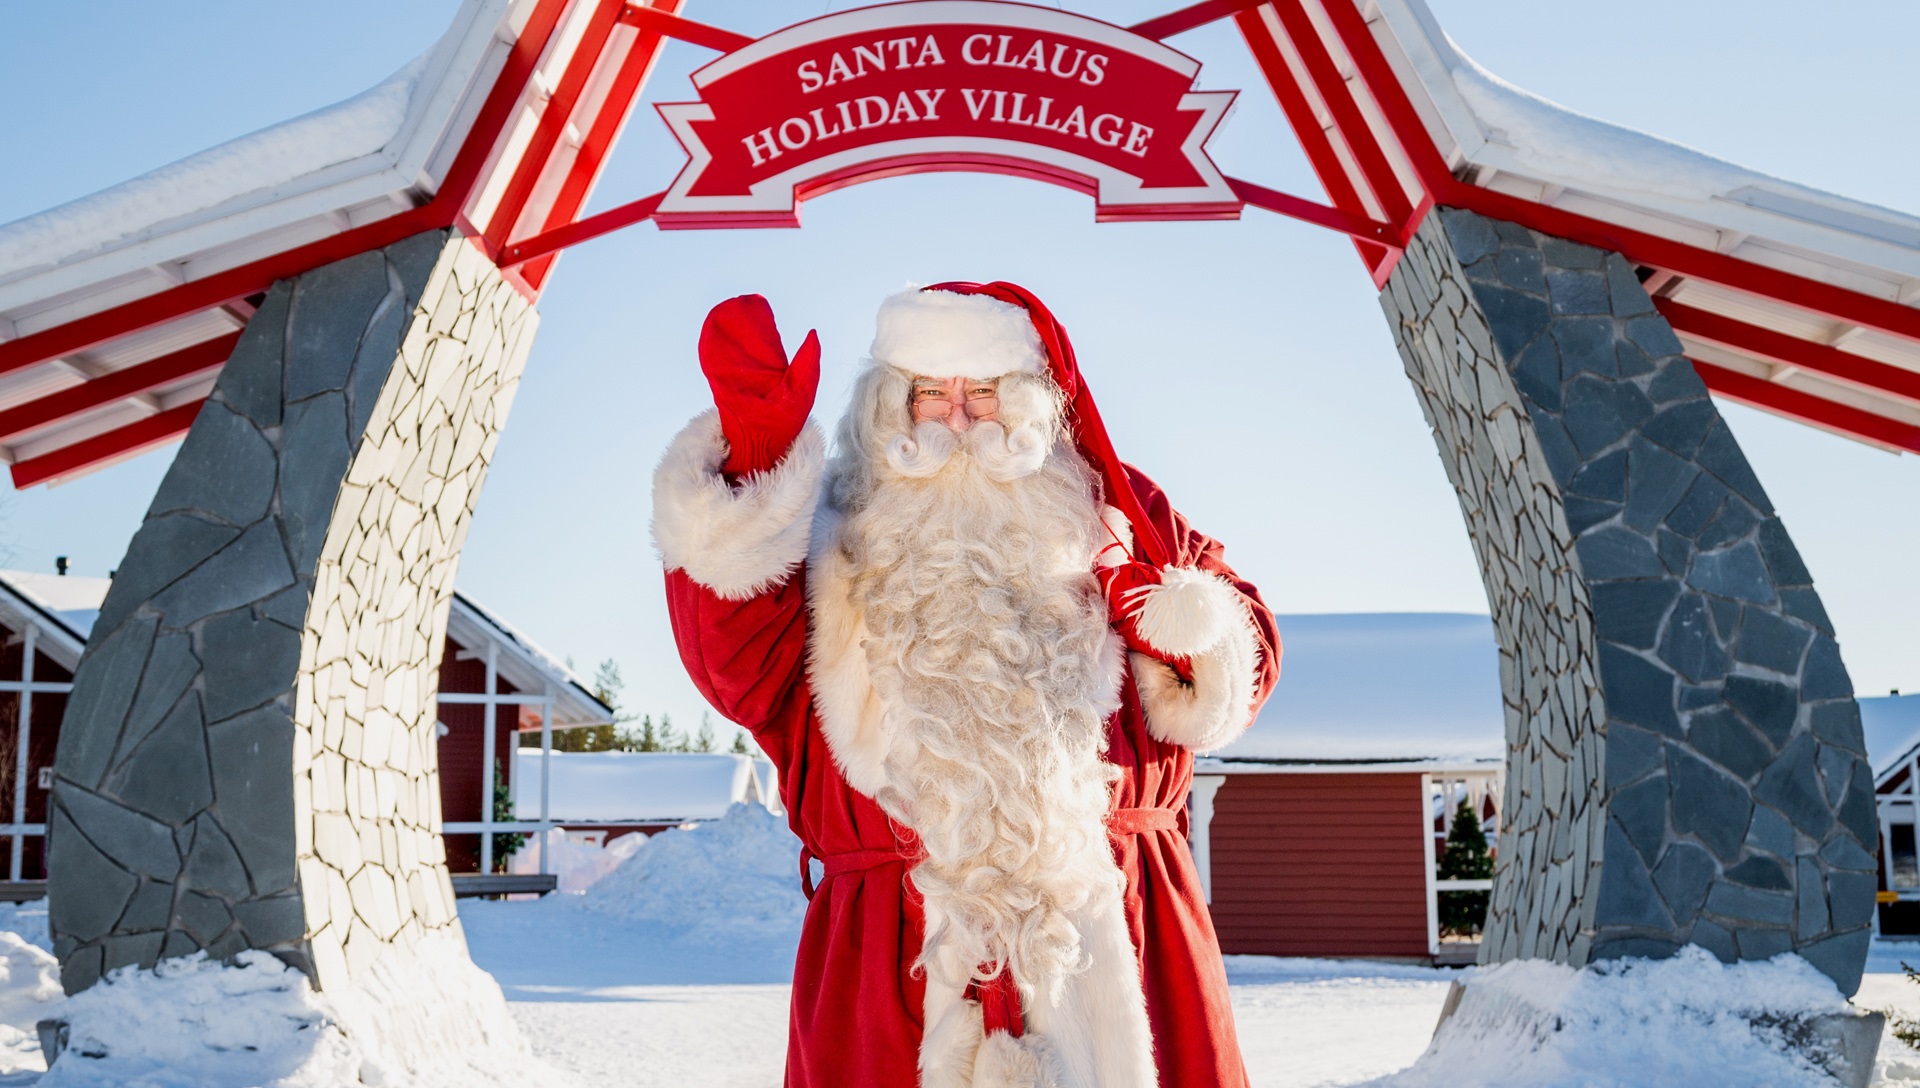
[449,873,559,898]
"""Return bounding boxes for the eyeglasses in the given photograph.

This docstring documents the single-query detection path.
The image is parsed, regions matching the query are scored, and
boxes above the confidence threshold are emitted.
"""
[911,379,999,420]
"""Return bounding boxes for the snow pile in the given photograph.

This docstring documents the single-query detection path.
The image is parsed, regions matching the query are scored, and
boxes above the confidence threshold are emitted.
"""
[0,54,427,276]
[510,827,650,894]
[38,929,573,1088]
[0,931,62,1076]
[1368,947,1864,1088]
[0,899,49,952]
[39,951,362,1088]
[581,803,805,944]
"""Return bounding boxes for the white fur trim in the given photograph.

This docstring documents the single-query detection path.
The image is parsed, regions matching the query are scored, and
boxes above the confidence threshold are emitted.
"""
[1024,896,1158,1088]
[1132,592,1261,752]
[803,508,896,798]
[972,1032,1060,1088]
[920,919,984,1088]
[650,410,825,601]
[1130,567,1240,659]
[871,289,1045,379]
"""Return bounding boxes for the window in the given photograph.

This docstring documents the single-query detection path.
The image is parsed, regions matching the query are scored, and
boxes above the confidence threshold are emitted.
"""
[1891,823,1919,889]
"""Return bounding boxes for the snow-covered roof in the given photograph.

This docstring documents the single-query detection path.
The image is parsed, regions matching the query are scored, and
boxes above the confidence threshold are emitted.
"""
[0,568,100,670]
[1365,0,1920,449]
[0,565,611,726]
[0,0,593,485]
[1209,612,1503,766]
[1864,694,1920,782]
[512,751,776,823]
[0,1,514,320]
[445,592,614,729]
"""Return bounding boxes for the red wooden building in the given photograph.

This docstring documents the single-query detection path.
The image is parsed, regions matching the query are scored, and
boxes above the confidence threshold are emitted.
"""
[1192,761,1499,964]
[1190,613,1506,964]
[0,567,612,884]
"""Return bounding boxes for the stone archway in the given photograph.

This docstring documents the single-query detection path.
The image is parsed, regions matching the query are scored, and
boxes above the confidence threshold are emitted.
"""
[25,3,1885,1068]
[49,230,535,994]
[1384,208,1875,994]
[48,206,1879,1011]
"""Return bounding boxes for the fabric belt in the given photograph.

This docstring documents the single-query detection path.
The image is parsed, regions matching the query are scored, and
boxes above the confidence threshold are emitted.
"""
[796,805,1180,1038]
[799,845,910,900]
[800,810,1179,897]
[1108,806,1180,836]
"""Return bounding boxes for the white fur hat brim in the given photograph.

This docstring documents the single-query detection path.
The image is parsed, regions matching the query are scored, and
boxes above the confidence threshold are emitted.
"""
[870,288,1045,379]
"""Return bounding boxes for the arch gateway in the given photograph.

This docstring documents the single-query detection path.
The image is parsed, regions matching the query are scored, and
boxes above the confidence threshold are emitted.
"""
[3,0,1913,1070]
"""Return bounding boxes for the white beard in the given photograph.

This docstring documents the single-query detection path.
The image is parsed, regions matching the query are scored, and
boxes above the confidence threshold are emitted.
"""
[828,420,1123,1005]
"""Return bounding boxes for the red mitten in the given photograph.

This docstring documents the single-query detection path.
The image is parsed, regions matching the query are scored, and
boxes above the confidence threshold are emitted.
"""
[1099,560,1165,660]
[699,294,821,477]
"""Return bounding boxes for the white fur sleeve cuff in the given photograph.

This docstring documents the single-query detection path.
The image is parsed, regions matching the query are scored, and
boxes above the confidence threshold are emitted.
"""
[650,410,825,601]
[1132,572,1261,752]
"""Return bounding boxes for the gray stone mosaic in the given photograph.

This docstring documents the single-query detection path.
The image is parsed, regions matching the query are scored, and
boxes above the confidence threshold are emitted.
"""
[49,230,537,995]
[1382,209,1873,996]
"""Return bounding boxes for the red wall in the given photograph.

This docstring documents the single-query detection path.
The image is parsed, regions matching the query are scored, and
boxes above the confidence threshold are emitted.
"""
[1207,772,1431,958]
[1,623,71,880]
[435,642,520,873]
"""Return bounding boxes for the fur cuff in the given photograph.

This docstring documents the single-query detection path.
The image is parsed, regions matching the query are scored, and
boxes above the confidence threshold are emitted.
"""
[1132,593,1260,752]
[651,410,825,601]
[1131,568,1240,659]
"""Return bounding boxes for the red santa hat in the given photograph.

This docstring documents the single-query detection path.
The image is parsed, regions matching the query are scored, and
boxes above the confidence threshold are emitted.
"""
[887,280,1171,569]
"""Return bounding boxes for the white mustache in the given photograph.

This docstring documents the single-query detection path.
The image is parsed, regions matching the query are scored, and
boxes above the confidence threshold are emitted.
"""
[883,420,1049,482]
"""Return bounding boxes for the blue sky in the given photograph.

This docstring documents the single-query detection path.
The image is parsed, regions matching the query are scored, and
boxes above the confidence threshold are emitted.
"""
[3,0,1916,736]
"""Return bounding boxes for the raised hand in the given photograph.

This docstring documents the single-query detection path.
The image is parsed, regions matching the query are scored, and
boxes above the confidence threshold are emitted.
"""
[698,294,821,477]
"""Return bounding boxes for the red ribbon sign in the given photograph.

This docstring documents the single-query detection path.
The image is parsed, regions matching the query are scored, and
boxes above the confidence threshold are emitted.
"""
[655,1,1241,227]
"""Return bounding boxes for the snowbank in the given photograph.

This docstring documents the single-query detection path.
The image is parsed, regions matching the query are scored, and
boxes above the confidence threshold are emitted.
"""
[0,931,61,1077]
[581,803,805,945]
[34,928,572,1088]
[510,827,650,894]
[1369,947,1868,1088]
[0,55,426,276]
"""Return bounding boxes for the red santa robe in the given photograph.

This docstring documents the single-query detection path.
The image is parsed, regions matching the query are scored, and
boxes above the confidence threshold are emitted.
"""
[653,407,1281,1086]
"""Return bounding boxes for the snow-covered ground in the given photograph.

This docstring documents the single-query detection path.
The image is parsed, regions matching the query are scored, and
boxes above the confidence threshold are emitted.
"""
[4,807,1920,1085]
[460,890,1458,1087]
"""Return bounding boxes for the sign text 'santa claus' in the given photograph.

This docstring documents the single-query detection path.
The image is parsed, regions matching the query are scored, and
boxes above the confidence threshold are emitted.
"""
[654,2,1240,226]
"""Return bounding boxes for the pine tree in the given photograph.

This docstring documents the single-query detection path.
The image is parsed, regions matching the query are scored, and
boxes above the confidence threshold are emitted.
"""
[659,713,685,753]
[1437,799,1493,937]
[490,758,525,871]
[626,714,662,752]
[730,730,752,755]
[693,713,716,753]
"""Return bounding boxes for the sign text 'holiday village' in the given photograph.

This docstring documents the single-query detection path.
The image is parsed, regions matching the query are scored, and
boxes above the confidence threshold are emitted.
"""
[654,2,1242,226]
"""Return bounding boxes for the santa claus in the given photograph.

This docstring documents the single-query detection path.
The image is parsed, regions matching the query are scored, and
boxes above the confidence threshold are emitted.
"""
[651,282,1279,1088]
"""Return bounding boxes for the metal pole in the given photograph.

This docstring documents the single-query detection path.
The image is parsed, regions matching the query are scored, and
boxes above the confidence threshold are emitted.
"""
[11,626,34,881]
[540,688,554,878]
[1422,773,1440,956]
[481,640,497,875]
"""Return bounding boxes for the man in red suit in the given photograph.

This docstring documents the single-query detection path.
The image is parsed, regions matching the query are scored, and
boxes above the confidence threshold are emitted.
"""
[651,283,1279,1088]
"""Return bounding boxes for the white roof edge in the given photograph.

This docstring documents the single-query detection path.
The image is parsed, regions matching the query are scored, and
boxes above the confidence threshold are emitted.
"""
[0,0,524,325]
[0,578,90,670]
[447,591,614,726]
[1197,757,1503,775]
[1369,0,1920,291]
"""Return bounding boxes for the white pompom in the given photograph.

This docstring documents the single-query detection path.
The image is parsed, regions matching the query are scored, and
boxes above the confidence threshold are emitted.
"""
[1131,567,1237,658]
[971,1030,1058,1088]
